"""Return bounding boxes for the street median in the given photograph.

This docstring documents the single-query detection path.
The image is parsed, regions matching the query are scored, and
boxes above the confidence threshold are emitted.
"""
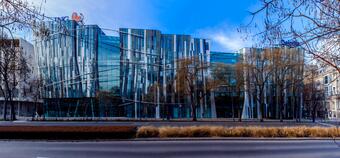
[2,125,339,140]
[137,126,340,138]
[0,126,137,139]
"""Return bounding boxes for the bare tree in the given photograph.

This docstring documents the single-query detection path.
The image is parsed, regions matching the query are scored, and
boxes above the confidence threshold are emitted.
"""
[96,89,119,117]
[176,57,210,121]
[304,64,326,122]
[235,62,245,121]
[272,48,304,121]
[0,0,43,34]
[25,76,43,117]
[244,49,274,121]
[143,83,161,119]
[243,47,304,121]
[210,63,233,85]
[210,63,237,120]
[0,39,30,120]
[1,0,44,120]
[246,0,339,74]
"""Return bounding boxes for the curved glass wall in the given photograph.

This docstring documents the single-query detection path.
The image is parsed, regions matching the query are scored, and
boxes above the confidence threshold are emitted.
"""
[35,21,212,118]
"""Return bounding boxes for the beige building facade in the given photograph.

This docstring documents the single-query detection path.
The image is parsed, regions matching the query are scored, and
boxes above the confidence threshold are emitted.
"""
[319,65,340,119]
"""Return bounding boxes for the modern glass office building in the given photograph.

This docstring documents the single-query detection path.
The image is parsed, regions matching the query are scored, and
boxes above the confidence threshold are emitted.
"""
[210,51,241,64]
[98,35,120,93]
[35,20,213,118]
[119,28,162,118]
[119,29,212,119]
[160,35,212,118]
[35,20,122,117]
[210,51,243,118]
[35,21,99,99]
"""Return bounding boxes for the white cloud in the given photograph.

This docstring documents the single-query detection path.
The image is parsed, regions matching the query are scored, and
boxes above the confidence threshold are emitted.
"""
[214,33,246,51]
[196,24,252,52]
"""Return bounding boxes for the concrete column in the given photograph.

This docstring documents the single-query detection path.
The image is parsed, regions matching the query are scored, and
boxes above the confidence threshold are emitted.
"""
[156,85,160,119]
[210,91,217,118]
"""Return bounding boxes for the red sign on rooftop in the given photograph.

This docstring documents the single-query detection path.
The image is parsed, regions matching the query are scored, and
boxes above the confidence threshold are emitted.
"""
[71,12,84,23]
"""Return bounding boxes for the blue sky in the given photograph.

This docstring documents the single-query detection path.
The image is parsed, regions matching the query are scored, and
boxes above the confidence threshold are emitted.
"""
[28,0,259,52]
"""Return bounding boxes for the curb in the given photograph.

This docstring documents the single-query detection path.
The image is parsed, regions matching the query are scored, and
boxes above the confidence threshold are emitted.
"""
[133,137,340,141]
[1,137,339,142]
[316,122,337,127]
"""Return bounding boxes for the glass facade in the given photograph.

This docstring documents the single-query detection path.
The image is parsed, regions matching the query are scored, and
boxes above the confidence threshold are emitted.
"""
[119,29,212,118]
[161,35,212,118]
[210,51,241,64]
[35,20,122,117]
[210,51,243,118]
[119,28,162,118]
[98,35,120,93]
[35,20,213,118]
[35,20,100,99]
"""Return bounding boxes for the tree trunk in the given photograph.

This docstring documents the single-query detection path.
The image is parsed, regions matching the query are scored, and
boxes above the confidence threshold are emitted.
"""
[280,102,283,122]
[276,87,280,119]
[238,108,242,122]
[237,92,242,122]
[191,95,197,121]
[3,99,7,120]
[232,96,235,121]
[10,99,16,121]
[259,91,264,122]
[312,105,317,123]
[279,91,283,122]
[167,104,171,121]
[192,104,197,121]
[7,88,16,121]
[260,103,264,122]
[299,92,303,122]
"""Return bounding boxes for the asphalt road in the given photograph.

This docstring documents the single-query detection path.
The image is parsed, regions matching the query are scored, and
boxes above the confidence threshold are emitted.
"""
[0,140,340,158]
[0,120,325,127]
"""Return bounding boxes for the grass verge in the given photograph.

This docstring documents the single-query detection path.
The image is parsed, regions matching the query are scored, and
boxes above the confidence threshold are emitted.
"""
[2,125,338,139]
[0,126,137,139]
[137,126,340,138]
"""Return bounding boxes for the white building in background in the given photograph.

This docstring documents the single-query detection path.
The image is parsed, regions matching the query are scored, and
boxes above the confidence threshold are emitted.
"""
[0,38,41,118]
[319,64,340,119]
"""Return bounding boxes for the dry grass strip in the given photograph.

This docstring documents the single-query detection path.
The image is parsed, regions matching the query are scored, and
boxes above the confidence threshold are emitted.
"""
[137,126,340,138]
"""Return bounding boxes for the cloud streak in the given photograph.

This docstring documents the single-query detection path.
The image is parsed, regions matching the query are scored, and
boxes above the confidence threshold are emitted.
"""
[196,24,252,52]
